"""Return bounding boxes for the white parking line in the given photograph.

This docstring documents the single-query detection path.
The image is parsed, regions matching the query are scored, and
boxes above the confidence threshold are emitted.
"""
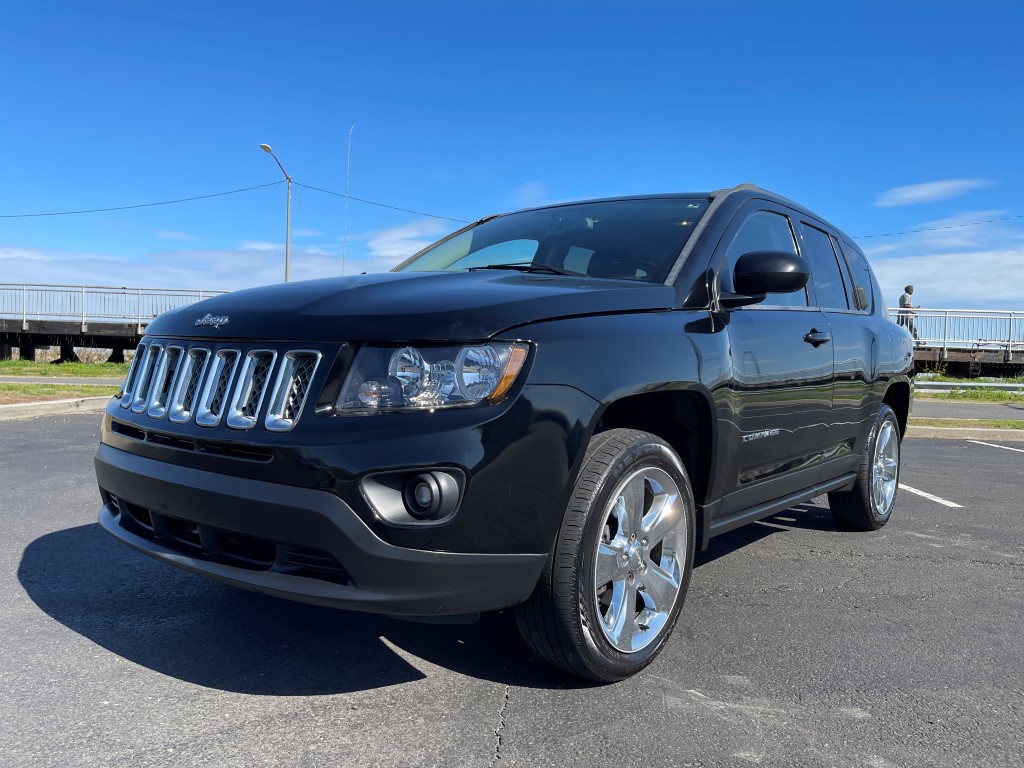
[899,484,963,508]
[967,440,1024,455]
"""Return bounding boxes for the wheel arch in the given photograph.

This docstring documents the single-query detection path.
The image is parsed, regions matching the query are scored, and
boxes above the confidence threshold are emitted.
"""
[592,388,716,547]
[883,379,912,437]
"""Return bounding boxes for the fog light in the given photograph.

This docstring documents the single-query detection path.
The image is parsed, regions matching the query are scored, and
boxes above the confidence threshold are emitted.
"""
[413,481,433,508]
[402,471,460,521]
[361,467,466,527]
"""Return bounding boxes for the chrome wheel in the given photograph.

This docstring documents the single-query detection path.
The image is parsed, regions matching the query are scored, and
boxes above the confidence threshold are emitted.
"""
[593,466,688,653]
[871,420,899,517]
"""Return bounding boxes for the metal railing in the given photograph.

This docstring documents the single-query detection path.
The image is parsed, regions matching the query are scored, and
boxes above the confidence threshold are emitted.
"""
[888,307,1024,354]
[0,283,228,333]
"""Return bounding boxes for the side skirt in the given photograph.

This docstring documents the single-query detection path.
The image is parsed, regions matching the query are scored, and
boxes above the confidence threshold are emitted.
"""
[705,472,856,540]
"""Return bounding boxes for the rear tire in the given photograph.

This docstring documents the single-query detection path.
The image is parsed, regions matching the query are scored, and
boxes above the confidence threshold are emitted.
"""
[515,429,695,682]
[829,404,901,531]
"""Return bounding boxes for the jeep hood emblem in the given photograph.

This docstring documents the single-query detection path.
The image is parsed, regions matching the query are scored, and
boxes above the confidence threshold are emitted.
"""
[195,313,230,329]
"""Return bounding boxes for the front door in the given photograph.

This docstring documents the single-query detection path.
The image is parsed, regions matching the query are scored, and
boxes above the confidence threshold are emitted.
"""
[712,203,835,516]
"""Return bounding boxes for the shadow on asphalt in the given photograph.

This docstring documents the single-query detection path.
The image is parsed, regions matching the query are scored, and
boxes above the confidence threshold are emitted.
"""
[19,506,837,695]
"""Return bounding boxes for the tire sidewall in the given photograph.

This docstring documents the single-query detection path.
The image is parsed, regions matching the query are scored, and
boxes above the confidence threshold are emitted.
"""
[574,437,695,677]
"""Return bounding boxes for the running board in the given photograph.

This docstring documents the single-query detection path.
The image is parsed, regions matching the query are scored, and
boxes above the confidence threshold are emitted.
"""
[709,472,857,538]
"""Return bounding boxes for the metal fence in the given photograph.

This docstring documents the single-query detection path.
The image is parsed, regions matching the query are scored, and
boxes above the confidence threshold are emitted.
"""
[0,283,227,332]
[888,308,1024,353]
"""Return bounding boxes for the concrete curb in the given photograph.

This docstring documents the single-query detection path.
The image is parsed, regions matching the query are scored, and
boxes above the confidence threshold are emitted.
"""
[906,425,1024,441]
[0,396,112,421]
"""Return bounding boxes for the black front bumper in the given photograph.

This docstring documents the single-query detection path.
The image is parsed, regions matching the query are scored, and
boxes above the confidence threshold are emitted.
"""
[95,443,546,616]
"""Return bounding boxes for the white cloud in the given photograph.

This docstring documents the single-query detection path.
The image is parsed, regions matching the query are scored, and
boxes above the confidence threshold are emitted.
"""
[155,230,195,241]
[512,182,548,207]
[864,211,1024,309]
[293,228,323,237]
[874,179,994,208]
[365,221,448,262]
[0,220,455,291]
[238,240,282,251]
[871,247,1024,309]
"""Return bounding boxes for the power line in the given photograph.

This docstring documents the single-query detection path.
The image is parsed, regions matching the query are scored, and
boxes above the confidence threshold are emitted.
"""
[1,181,1018,237]
[294,182,469,223]
[853,214,1024,239]
[0,181,285,218]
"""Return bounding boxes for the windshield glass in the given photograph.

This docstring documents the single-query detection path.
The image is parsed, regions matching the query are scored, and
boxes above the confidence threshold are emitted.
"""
[395,197,710,283]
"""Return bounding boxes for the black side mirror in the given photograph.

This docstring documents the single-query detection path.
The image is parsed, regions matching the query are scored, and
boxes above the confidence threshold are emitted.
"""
[720,250,810,308]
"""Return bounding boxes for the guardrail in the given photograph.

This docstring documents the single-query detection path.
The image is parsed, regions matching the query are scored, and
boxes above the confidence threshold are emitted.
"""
[0,283,227,332]
[888,308,1024,354]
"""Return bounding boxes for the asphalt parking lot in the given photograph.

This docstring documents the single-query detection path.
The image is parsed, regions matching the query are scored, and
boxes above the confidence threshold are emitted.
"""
[1,414,1021,767]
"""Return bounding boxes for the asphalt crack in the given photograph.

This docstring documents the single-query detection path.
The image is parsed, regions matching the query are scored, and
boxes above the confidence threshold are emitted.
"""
[490,684,511,765]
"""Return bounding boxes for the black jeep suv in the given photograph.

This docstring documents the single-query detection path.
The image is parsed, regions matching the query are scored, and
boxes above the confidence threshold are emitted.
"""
[95,184,914,681]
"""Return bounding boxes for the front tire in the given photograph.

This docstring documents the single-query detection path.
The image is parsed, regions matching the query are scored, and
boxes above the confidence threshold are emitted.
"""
[829,404,901,530]
[515,429,695,682]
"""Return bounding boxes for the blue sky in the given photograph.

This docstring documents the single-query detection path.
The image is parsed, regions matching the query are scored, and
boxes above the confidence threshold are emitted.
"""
[1,0,1022,310]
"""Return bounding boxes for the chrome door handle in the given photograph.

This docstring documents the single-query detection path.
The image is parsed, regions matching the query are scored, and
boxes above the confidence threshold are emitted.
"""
[803,329,831,347]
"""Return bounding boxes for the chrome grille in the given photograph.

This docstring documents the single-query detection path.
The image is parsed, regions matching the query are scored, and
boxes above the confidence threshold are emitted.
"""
[130,343,162,414]
[116,339,322,432]
[168,348,210,424]
[120,343,146,407]
[196,350,240,427]
[265,351,322,432]
[226,351,277,430]
[147,346,183,419]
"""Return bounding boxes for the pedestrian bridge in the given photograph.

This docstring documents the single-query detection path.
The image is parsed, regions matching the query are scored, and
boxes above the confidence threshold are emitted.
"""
[895,307,1024,374]
[0,283,225,362]
[1,283,1021,371]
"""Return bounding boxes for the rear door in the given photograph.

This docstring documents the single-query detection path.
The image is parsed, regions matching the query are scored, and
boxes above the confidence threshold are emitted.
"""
[712,202,835,516]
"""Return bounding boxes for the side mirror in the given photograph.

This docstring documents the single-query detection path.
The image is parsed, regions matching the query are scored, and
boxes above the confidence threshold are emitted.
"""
[720,250,809,308]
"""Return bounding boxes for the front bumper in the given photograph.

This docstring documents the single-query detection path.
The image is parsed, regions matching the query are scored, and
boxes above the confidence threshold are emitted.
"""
[95,443,546,616]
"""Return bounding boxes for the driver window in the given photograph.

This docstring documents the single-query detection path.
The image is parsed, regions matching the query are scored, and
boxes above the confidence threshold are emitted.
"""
[722,211,807,307]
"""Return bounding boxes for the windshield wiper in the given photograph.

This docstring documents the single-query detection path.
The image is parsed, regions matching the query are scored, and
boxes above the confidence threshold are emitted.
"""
[469,262,581,276]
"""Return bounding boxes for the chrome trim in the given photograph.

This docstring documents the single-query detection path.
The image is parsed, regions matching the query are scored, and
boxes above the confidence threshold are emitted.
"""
[130,343,163,414]
[226,350,278,430]
[120,342,146,408]
[265,351,322,432]
[121,339,322,431]
[195,349,241,427]
[167,348,211,424]
[146,346,183,419]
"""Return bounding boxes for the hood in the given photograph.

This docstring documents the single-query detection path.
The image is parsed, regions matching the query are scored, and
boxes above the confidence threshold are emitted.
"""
[146,271,675,342]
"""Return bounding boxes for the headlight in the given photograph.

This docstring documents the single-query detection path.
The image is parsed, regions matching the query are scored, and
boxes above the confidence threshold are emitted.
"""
[336,342,529,413]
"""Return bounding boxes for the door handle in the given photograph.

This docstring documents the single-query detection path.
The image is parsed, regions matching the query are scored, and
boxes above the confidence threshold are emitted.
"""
[803,329,831,347]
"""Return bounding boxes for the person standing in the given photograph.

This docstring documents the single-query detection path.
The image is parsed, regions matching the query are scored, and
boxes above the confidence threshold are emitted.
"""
[898,284,918,340]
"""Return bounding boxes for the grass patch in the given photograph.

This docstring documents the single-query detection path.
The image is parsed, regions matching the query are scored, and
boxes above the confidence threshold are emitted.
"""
[0,360,128,378]
[0,383,119,405]
[916,389,1023,403]
[909,417,1024,430]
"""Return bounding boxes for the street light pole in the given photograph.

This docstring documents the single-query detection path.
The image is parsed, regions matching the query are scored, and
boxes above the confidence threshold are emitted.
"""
[259,143,291,282]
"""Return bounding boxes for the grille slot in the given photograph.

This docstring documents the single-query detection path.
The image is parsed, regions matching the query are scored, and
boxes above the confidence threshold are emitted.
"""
[120,342,147,407]
[130,343,163,413]
[195,349,240,427]
[226,350,277,429]
[265,351,322,432]
[146,346,183,419]
[168,348,211,424]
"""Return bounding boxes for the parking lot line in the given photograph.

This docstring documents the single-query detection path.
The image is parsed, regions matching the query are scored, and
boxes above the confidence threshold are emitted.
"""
[967,440,1024,454]
[899,484,963,508]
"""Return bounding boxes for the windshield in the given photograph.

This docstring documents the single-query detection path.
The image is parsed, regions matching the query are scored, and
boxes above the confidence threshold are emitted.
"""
[395,197,710,283]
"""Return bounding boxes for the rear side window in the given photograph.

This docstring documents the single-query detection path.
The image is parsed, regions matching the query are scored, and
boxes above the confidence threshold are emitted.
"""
[722,210,807,307]
[800,223,849,310]
[833,237,873,312]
